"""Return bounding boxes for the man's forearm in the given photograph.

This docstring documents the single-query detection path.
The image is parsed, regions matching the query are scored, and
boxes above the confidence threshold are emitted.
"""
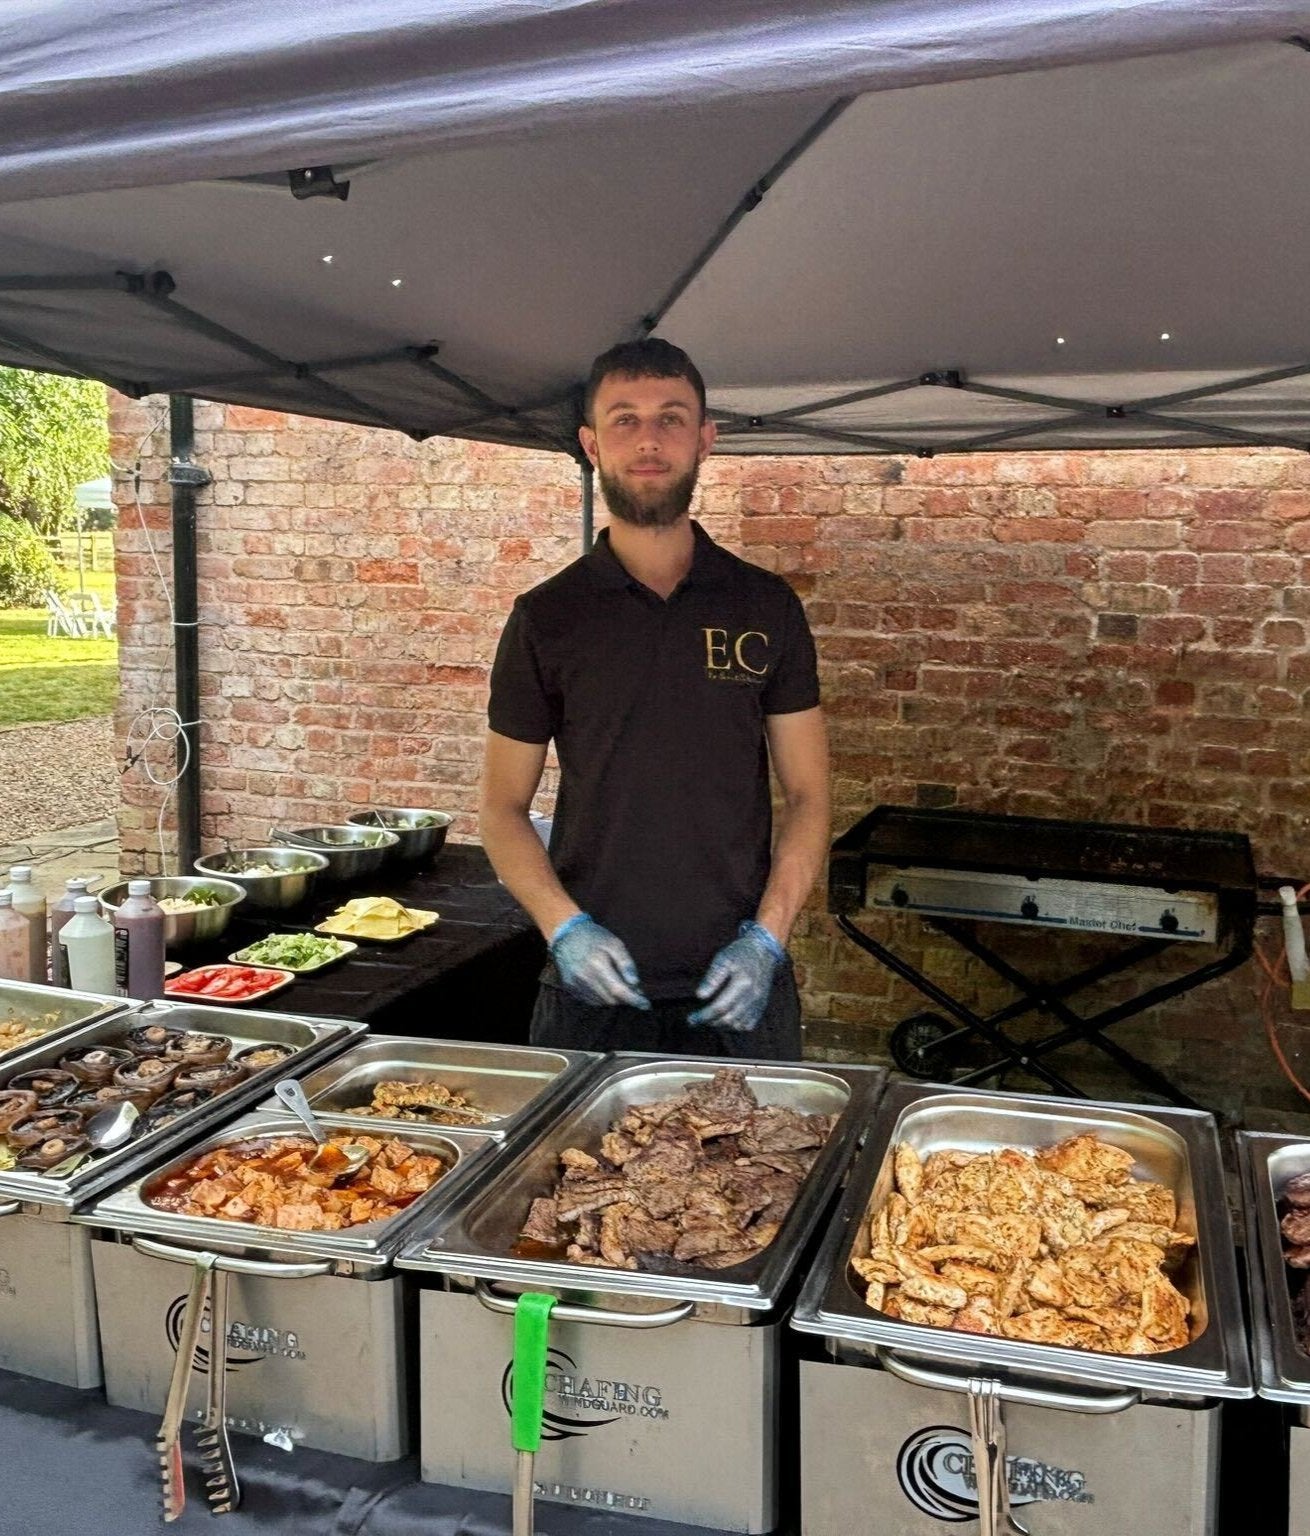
[754,789,830,947]
[480,806,580,940]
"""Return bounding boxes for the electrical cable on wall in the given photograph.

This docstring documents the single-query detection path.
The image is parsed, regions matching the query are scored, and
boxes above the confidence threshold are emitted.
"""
[1256,882,1310,1105]
[111,403,187,874]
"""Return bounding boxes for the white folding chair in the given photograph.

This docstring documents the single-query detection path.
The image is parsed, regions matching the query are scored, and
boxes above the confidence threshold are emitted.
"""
[44,589,89,638]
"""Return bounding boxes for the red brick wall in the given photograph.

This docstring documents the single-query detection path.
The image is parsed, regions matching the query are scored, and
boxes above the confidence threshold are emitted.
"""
[110,396,1310,1123]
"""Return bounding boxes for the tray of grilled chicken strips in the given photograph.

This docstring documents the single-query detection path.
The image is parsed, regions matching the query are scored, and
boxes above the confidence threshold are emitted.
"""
[398,1054,885,1316]
[792,1080,1251,1400]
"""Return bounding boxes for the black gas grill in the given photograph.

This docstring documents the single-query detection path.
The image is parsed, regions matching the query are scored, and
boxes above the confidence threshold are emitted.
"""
[829,806,1257,1109]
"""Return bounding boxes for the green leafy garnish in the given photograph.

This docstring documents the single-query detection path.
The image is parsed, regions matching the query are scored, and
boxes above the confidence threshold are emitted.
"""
[238,933,347,969]
[183,886,226,907]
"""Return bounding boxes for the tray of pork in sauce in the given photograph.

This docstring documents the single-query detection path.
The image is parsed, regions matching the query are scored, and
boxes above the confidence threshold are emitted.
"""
[396,1056,884,1316]
[80,1106,496,1271]
[0,1000,362,1211]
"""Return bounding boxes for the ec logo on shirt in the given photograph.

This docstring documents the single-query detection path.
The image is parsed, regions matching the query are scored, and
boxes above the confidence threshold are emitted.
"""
[702,627,769,684]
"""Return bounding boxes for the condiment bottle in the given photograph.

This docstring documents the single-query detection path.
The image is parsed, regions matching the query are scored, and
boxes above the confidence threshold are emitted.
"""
[59,896,116,995]
[0,892,29,983]
[49,877,91,989]
[112,879,166,1001]
[6,865,47,984]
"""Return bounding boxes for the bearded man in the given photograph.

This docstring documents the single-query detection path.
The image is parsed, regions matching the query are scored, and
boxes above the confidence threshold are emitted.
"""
[479,339,829,1058]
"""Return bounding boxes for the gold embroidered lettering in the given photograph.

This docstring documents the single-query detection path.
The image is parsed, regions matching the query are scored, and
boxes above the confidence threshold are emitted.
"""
[703,628,731,670]
[734,630,768,674]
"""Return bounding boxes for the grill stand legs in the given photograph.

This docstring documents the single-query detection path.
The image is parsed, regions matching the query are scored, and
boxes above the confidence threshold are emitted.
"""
[836,912,1253,1110]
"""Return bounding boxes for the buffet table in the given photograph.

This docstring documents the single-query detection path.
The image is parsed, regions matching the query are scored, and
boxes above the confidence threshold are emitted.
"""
[0,1367,739,1536]
[203,843,544,1038]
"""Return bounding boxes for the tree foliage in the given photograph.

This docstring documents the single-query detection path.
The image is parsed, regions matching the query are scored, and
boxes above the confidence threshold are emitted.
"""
[0,367,109,536]
[0,514,65,608]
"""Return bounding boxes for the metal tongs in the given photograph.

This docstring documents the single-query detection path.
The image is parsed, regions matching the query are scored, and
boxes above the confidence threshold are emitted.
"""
[967,1378,1028,1536]
[157,1250,242,1521]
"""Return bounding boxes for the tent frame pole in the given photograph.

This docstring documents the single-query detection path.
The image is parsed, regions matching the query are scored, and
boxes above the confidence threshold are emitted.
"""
[167,395,208,876]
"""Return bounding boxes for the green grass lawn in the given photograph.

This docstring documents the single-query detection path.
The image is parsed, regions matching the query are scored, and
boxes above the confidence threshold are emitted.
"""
[0,571,119,727]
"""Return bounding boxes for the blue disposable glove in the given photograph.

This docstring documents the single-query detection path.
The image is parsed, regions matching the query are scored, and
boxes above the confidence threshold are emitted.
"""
[549,913,651,1009]
[688,920,787,1032]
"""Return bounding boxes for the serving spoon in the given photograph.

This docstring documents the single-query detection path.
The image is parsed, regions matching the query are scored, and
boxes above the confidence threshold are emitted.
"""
[273,1079,370,1180]
[40,1100,142,1178]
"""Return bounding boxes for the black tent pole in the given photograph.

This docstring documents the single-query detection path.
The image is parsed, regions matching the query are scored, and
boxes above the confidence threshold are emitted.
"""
[579,457,594,553]
[166,396,209,875]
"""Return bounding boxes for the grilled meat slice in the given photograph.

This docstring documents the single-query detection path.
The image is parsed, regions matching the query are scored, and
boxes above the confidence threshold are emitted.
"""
[556,1178,630,1222]
[520,1197,562,1247]
[738,1106,828,1156]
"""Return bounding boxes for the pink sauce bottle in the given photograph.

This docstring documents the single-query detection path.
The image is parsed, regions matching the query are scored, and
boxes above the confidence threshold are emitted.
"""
[0,892,30,983]
[49,878,91,989]
[112,879,166,1001]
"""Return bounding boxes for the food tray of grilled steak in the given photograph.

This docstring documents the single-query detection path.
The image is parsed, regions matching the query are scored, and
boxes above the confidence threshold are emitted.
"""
[0,980,137,1069]
[1237,1132,1310,1404]
[81,1111,495,1271]
[792,1080,1251,1399]
[398,1055,884,1314]
[258,1037,599,1142]
[0,1000,363,1211]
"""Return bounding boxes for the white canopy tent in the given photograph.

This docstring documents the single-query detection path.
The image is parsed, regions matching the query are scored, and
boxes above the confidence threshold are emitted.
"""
[1,0,1309,458]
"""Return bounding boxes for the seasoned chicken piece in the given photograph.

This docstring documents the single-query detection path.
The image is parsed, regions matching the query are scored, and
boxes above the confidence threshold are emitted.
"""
[1035,1134,1135,1186]
[993,1259,1032,1321]
[953,1296,1001,1336]
[1066,1305,1137,1334]
[900,1203,936,1251]
[1111,1181,1177,1226]
[870,1204,891,1248]
[953,1157,997,1211]
[896,1296,959,1328]
[917,1243,1006,1270]
[1039,1197,1091,1255]
[1139,1270,1190,1348]
[852,1255,900,1286]
[893,1251,968,1310]
[881,1290,904,1319]
[941,1212,1043,1262]
[894,1142,924,1202]
[1026,1260,1070,1308]
[865,1279,887,1312]
[1087,1208,1131,1240]
[884,1193,910,1243]
[938,1261,998,1298]
[1095,1222,1195,1262]
[1001,1309,1108,1350]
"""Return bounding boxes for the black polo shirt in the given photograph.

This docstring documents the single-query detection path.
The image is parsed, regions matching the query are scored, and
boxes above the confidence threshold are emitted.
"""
[488,521,820,999]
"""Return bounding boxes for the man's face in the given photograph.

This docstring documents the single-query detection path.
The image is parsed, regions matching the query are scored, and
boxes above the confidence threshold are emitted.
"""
[579,372,716,528]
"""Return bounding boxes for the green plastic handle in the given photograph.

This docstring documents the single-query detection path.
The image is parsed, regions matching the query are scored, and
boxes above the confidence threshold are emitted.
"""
[511,1291,557,1454]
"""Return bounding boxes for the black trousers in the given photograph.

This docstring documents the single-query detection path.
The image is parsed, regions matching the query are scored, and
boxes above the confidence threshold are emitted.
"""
[529,961,803,1060]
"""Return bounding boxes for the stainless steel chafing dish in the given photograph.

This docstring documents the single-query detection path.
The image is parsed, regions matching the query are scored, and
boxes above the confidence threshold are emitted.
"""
[81,1109,493,1274]
[792,1079,1250,1400]
[792,1082,1250,1536]
[0,978,136,1070]
[400,1053,884,1532]
[399,1053,884,1318]
[81,1107,499,1464]
[257,1035,599,1146]
[1239,1131,1310,1404]
[0,1000,364,1214]
[0,1000,360,1389]
[1239,1132,1310,1536]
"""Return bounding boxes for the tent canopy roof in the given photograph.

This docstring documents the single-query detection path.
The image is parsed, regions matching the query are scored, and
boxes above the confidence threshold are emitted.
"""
[2,2,1309,456]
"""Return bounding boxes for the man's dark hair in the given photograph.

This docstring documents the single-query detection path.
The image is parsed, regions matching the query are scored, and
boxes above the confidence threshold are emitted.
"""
[582,338,707,426]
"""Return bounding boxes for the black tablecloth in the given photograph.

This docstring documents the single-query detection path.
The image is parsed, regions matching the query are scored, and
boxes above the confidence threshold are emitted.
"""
[0,1368,733,1535]
[194,844,544,1039]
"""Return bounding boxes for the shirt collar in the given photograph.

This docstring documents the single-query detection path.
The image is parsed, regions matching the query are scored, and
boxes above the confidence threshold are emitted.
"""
[586,520,729,594]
